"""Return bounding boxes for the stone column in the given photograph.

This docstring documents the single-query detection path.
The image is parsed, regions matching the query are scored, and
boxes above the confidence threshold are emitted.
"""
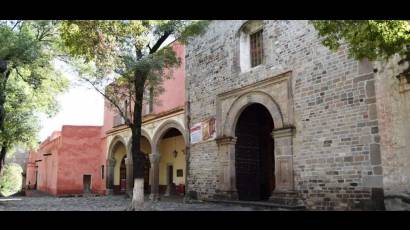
[272,127,295,192]
[215,136,238,200]
[125,157,133,196]
[149,152,160,201]
[106,158,115,195]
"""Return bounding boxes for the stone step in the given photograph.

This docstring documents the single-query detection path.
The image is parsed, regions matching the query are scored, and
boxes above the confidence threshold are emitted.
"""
[203,199,306,210]
[270,196,303,207]
[269,191,305,207]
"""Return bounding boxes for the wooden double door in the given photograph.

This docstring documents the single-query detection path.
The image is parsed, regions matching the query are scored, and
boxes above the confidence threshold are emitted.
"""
[235,104,275,201]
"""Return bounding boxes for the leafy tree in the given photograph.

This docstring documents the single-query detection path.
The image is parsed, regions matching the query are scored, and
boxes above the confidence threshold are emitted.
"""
[311,20,410,78]
[0,20,69,174]
[0,163,23,197]
[59,20,208,210]
[0,163,23,196]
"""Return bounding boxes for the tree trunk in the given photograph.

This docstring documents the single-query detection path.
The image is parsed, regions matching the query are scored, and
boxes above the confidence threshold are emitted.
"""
[128,72,147,211]
[0,145,6,175]
[0,60,8,133]
[0,59,11,176]
[0,69,8,175]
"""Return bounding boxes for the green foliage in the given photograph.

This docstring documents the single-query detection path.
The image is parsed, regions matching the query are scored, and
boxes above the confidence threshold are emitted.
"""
[0,163,23,197]
[1,70,68,150]
[0,20,69,154]
[311,20,410,61]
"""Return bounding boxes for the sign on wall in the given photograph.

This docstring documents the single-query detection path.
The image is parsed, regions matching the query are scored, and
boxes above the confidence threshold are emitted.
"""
[177,169,183,177]
[190,117,216,144]
[190,123,202,144]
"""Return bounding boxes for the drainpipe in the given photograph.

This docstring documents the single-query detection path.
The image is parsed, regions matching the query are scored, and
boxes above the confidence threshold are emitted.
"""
[184,80,191,201]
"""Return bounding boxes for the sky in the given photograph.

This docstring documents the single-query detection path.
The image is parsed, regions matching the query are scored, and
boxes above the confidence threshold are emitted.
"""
[38,61,104,142]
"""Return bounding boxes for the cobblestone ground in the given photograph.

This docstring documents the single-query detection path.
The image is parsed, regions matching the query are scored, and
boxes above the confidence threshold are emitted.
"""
[0,195,276,211]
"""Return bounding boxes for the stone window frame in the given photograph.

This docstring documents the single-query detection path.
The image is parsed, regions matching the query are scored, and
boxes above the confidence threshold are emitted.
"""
[239,20,264,73]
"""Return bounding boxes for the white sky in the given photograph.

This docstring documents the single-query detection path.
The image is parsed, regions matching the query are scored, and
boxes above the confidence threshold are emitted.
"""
[38,61,104,142]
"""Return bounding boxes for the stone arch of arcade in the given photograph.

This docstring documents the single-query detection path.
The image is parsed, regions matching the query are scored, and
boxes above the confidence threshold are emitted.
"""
[125,129,153,194]
[106,135,127,194]
[149,119,187,200]
[216,90,296,201]
[106,130,153,195]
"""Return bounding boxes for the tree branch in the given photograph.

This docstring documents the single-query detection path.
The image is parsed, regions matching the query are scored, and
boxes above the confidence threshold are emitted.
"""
[136,47,143,60]
[81,77,132,126]
[11,20,21,31]
[1,69,12,91]
[37,26,53,42]
[149,31,172,54]
[14,67,23,79]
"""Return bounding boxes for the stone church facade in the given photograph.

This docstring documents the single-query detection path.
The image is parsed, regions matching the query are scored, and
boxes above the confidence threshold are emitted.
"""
[185,20,410,210]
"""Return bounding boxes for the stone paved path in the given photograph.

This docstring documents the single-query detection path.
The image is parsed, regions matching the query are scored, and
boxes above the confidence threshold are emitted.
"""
[0,195,277,211]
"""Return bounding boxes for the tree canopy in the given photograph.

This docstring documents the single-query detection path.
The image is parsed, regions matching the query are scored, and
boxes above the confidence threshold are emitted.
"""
[311,20,410,78]
[0,20,69,172]
[59,20,208,125]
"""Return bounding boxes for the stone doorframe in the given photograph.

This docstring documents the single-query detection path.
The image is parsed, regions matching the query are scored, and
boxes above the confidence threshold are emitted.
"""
[215,71,296,200]
[149,119,187,201]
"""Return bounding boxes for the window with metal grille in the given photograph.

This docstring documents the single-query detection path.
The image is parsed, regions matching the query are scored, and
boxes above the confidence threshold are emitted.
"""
[250,29,263,67]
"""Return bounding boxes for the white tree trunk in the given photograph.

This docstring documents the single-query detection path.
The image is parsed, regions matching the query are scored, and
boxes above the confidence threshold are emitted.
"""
[129,178,144,210]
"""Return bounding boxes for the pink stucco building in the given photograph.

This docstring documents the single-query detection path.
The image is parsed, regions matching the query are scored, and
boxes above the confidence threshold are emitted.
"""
[102,41,187,196]
[26,126,105,196]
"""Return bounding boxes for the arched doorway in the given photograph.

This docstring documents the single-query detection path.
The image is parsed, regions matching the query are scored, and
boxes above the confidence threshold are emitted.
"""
[119,156,127,193]
[235,103,274,201]
[158,128,186,196]
[110,140,127,194]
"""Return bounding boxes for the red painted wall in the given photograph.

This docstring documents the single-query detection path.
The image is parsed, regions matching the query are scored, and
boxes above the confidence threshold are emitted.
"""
[26,133,61,195]
[153,41,185,114]
[26,126,105,196]
[57,126,105,195]
[102,100,115,136]
[26,150,42,190]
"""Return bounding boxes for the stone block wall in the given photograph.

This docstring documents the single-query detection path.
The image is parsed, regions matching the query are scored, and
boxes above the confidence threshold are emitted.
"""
[374,55,410,210]
[186,20,385,210]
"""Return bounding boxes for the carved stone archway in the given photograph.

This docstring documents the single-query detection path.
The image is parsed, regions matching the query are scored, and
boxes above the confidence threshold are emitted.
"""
[223,91,284,136]
[216,90,295,201]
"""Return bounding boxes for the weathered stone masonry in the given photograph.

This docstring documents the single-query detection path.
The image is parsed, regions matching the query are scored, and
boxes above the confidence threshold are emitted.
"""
[185,20,386,210]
